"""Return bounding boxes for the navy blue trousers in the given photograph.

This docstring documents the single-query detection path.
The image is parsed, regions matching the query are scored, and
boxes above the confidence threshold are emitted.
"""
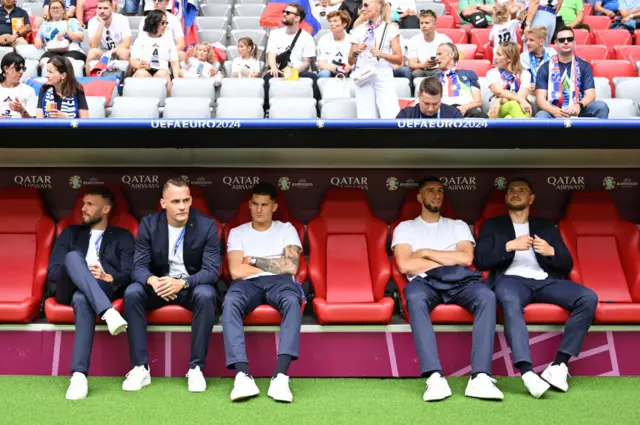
[222,274,303,368]
[123,282,217,370]
[404,276,497,376]
[495,275,598,365]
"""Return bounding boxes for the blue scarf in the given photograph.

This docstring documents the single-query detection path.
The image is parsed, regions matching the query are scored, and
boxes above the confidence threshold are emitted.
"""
[528,48,554,82]
[498,69,520,92]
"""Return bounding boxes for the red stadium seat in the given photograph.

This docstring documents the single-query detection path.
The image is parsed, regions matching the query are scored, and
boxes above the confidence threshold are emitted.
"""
[440,28,468,44]
[573,29,591,45]
[592,60,638,95]
[583,2,592,15]
[614,45,640,61]
[390,191,473,323]
[469,28,491,59]
[436,15,454,29]
[574,45,609,61]
[0,210,55,323]
[583,15,612,31]
[593,30,633,59]
[0,186,46,214]
[44,298,124,324]
[559,191,640,323]
[447,2,461,28]
[307,189,394,324]
[636,30,640,45]
[222,192,307,326]
[456,44,478,60]
[457,59,492,77]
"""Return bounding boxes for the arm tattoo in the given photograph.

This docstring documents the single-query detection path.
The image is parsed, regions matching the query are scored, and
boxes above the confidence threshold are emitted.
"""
[254,245,302,275]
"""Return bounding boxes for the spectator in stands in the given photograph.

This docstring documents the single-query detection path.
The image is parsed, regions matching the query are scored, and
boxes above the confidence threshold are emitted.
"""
[123,177,219,393]
[142,0,173,16]
[619,0,640,31]
[35,0,87,72]
[535,27,609,118]
[44,0,77,21]
[223,183,304,404]
[397,77,464,118]
[36,56,89,118]
[557,0,586,32]
[317,10,355,78]
[131,10,181,96]
[139,0,186,62]
[408,10,452,79]
[0,0,30,48]
[595,0,619,18]
[77,0,117,28]
[488,6,520,61]
[316,0,342,18]
[393,177,503,402]
[0,52,36,118]
[522,0,560,47]
[349,0,403,118]
[459,0,496,28]
[182,42,222,85]
[487,41,532,118]
[86,0,132,76]
[435,43,488,118]
[231,37,261,78]
[47,187,133,400]
[475,178,598,398]
[388,0,419,28]
[521,26,556,90]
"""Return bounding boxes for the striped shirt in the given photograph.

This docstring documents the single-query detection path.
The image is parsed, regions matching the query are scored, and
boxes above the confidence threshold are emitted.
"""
[37,85,88,119]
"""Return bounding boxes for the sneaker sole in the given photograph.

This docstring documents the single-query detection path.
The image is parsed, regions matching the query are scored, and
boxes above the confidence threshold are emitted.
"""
[188,387,207,393]
[465,391,504,401]
[66,393,87,400]
[230,388,260,401]
[541,372,568,392]
[122,377,151,392]
[424,390,452,402]
[268,391,293,403]
[110,323,128,336]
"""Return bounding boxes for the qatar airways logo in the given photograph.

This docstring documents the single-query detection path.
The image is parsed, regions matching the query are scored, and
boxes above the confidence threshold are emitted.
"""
[439,176,476,191]
[13,175,52,189]
[547,176,585,191]
[223,176,259,190]
[330,176,368,190]
[122,175,159,189]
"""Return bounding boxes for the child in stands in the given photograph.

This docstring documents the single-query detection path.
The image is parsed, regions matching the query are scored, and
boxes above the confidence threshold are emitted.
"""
[231,37,260,78]
[182,42,222,85]
[489,6,520,62]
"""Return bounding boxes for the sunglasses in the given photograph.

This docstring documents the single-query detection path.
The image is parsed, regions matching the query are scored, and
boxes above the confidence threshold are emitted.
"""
[12,65,26,72]
[283,10,298,16]
[557,36,574,43]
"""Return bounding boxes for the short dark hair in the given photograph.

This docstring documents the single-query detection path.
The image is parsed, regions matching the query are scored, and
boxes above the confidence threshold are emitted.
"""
[143,10,166,34]
[419,9,437,21]
[507,177,534,193]
[85,186,115,207]
[250,182,277,200]
[163,176,189,194]
[0,52,26,84]
[555,26,574,38]
[418,77,443,97]
[418,176,442,192]
[290,3,306,21]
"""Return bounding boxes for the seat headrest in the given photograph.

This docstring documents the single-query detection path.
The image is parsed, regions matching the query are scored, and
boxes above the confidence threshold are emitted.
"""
[319,188,373,218]
[564,190,619,221]
[0,211,47,233]
[0,186,42,199]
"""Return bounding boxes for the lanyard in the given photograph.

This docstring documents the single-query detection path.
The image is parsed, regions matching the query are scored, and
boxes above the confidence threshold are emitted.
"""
[95,233,104,260]
[171,227,186,260]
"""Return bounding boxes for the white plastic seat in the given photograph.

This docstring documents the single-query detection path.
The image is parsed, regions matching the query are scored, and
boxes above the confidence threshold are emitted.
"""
[227,45,265,61]
[196,16,228,30]
[216,98,264,118]
[220,78,265,98]
[317,77,355,98]
[128,16,144,29]
[320,98,357,118]
[130,29,139,43]
[394,77,411,98]
[230,29,266,46]
[314,29,331,41]
[110,97,160,118]
[171,78,216,102]
[233,4,266,17]
[269,98,317,118]
[198,29,227,44]
[163,97,212,118]
[123,77,168,106]
[86,96,106,118]
[200,0,233,4]
[478,77,492,112]
[232,16,264,30]
[614,78,640,104]
[269,79,314,98]
[235,0,267,3]
[416,2,446,15]
[20,59,39,83]
[0,47,13,62]
[22,5,45,17]
[201,4,232,19]
[594,77,612,100]
[399,29,421,40]
[602,98,638,118]
[15,44,45,61]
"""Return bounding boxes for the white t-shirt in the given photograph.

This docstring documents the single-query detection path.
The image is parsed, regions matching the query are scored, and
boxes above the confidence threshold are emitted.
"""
[88,13,131,51]
[144,0,174,13]
[168,224,189,279]
[0,84,37,119]
[227,221,302,280]
[351,22,400,74]
[389,0,417,13]
[391,216,475,281]
[317,32,355,67]
[231,57,261,77]
[266,27,316,69]
[489,20,520,58]
[504,223,549,280]
[182,58,217,78]
[139,12,183,44]
[407,32,452,65]
[487,67,531,92]
[85,229,105,268]
[131,35,179,70]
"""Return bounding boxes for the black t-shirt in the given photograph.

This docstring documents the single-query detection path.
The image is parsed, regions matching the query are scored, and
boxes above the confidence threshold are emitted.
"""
[0,6,30,36]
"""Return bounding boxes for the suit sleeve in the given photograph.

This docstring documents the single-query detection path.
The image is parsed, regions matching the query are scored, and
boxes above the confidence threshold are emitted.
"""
[47,227,72,282]
[132,218,155,285]
[474,219,515,271]
[111,230,135,293]
[396,107,409,119]
[185,221,220,287]
[537,224,574,276]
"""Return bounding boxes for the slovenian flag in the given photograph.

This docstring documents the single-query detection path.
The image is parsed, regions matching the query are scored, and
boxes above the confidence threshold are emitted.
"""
[173,0,199,47]
[89,51,111,77]
[260,0,321,36]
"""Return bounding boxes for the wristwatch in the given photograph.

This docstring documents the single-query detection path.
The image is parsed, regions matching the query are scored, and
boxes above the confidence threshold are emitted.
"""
[250,258,257,266]
[578,102,585,113]
[181,279,189,289]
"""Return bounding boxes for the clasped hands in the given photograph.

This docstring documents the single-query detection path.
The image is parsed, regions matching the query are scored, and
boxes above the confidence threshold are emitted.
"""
[507,234,554,257]
[147,276,185,301]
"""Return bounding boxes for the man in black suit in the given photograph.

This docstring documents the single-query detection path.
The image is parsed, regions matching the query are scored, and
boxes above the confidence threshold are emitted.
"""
[475,178,598,398]
[122,177,219,393]
[47,187,134,400]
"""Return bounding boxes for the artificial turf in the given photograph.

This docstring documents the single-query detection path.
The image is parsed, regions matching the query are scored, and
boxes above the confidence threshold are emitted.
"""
[2,376,638,425]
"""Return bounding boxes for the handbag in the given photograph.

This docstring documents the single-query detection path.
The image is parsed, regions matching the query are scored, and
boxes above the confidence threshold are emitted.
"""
[352,23,388,87]
[275,29,302,71]
[46,24,70,53]
[323,74,351,99]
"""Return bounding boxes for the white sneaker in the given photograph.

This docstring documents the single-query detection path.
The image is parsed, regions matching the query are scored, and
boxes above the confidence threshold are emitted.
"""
[187,366,206,393]
[268,374,293,403]
[541,363,569,392]
[101,308,127,336]
[423,372,452,402]
[230,372,260,401]
[65,372,88,400]
[465,373,504,400]
[122,365,151,391]
[522,371,550,398]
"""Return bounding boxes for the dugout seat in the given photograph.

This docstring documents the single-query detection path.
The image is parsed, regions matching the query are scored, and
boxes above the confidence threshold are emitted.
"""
[307,189,394,324]
[0,186,46,214]
[0,209,55,323]
[390,190,474,323]
[223,191,307,325]
[559,191,640,323]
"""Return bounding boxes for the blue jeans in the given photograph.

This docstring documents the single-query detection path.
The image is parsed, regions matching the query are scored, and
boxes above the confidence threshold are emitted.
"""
[318,69,334,78]
[123,0,140,14]
[393,66,412,80]
[535,101,610,119]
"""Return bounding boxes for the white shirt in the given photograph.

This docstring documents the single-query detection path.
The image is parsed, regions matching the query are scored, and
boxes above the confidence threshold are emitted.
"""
[131,35,179,70]
[504,223,549,280]
[227,221,302,280]
[489,20,520,58]
[351,22,400,74]
[182,58,217,78]
[389,0,417,13]
[391,216,475,281]
[266,27,316,69]
[317,32,355,67]
[168,224,189,279]
[139,12,183,44]
[407,32,452,65]
[487,67,532,92]
[144,0,174,13]
[88,13,131,51]
[0,83,37,119]
[85,229,105,268]
[231,57,261,77]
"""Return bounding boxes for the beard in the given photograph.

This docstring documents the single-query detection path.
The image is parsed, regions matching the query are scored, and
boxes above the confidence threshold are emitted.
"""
[82,214,102,226]
[507,200,528,211]
[423,201,441,213]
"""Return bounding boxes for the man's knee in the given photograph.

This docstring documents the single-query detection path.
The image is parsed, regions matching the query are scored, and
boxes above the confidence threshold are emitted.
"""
[404,282,426,306]
[590,101,609,119]
[222,288,246,311]
[116,49,131,60]
[535,110,553,119]
[192,285,216,305]
[411,69,425,79]
[12,37,28,47]
[71,291,90,308]
[495,287,523,310]
[475,286,496,308]
[579,287,599,313]
[64,251,84,268]
[88,48,103,59]
[124,282,146,303]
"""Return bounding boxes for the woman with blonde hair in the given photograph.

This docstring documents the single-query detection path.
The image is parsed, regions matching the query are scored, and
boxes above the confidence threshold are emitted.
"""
[486,41,532,118]
[348,0,404,118]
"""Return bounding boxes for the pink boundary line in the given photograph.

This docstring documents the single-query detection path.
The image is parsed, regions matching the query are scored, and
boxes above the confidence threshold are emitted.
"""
[605,331,620,376]
[51,331,62,377]
[274,331,280,353]
[165,332,172,377]
[385,332,399,378]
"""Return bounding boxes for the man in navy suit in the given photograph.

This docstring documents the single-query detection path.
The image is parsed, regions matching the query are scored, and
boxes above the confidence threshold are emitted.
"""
[475,178,598,398]
[47,186,134,400]
[122,177,219,393]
